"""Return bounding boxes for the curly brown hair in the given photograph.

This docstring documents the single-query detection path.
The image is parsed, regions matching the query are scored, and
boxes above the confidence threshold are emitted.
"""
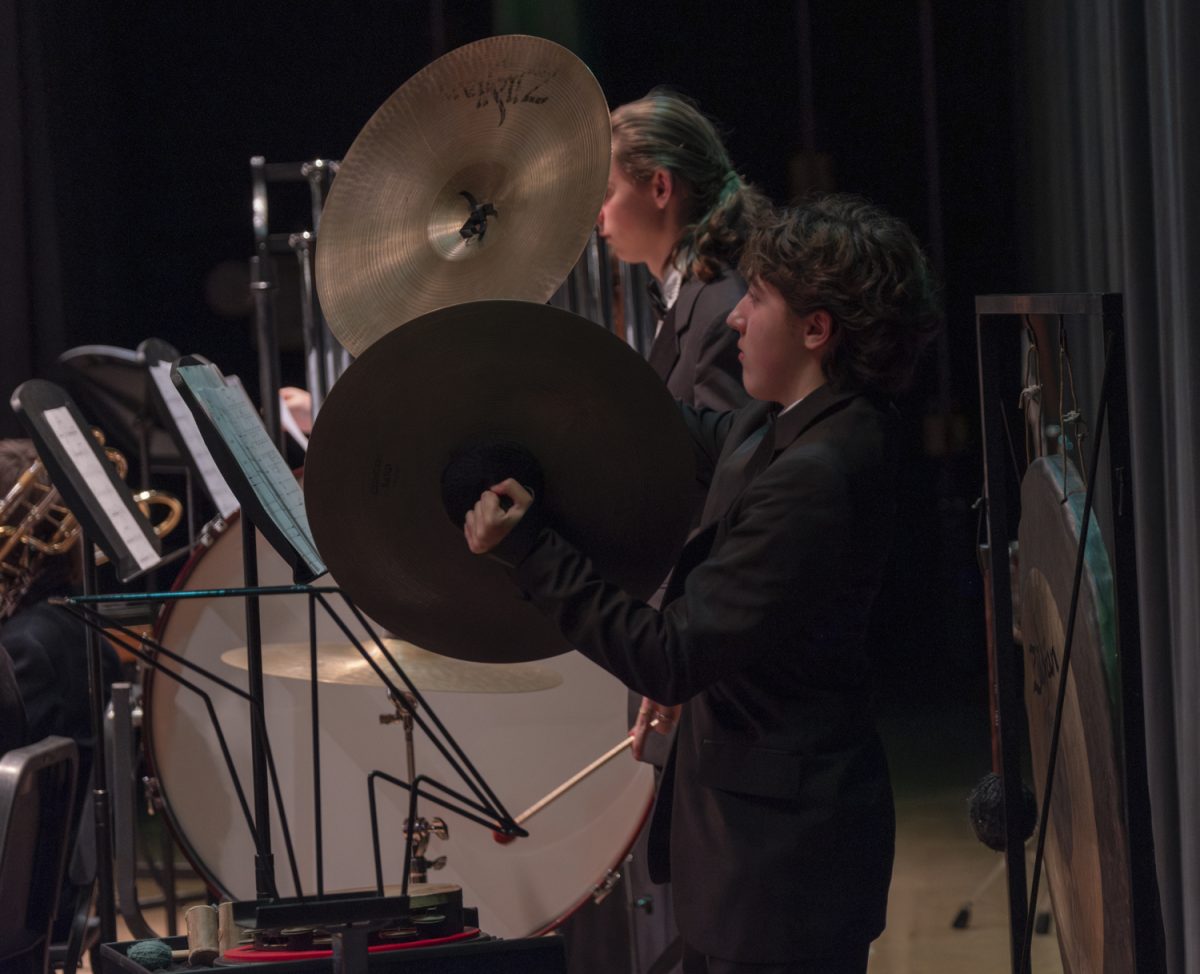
[611,90,770,282]
[0,439,41,498]
[740,195,942,396]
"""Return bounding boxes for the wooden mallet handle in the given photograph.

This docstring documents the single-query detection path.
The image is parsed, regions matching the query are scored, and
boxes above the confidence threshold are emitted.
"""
[493,719,659,844]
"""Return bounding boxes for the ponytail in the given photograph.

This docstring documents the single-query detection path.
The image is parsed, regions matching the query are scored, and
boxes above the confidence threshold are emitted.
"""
[612,90,768,282]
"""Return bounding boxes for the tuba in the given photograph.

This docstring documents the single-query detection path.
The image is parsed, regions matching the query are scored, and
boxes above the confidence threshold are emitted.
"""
[0,432,182,620]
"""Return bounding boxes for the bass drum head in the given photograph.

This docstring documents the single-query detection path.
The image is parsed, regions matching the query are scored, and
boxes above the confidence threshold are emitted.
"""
[145,514,653,938]
[1018,456,1133,972]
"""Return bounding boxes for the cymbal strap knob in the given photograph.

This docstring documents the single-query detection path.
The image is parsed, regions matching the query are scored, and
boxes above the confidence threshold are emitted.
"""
[457,191,498,242]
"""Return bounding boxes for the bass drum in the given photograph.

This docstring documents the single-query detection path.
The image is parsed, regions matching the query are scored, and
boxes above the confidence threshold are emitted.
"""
[145,513,654,938]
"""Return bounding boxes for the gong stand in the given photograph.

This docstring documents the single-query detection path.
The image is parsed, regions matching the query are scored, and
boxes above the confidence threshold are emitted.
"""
[974,293,1162,973]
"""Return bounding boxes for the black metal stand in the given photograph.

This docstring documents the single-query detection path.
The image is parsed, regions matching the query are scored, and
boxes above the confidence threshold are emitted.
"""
[63,583,524,919]
[241,515,277,901]
[249,155,345,445]
[80,529,117,945]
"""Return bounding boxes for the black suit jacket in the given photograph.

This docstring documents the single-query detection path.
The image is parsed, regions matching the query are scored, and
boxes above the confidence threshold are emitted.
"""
[639,265,750,764]
[646,267,749,411]
[507,385,898,963]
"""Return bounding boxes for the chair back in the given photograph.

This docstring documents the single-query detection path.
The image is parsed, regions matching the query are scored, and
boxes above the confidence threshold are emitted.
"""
[0,736,78,974]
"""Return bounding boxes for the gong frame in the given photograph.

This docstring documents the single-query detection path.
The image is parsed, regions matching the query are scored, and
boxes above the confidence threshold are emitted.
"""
[974,293,1163,974]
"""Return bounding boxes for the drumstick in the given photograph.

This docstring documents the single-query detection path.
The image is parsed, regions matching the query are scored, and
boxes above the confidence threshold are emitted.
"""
[493,718,661,845]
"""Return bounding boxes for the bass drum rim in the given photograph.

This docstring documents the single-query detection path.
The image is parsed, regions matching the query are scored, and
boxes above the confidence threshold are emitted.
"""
[143,509,654,935]
[143,510,242,902]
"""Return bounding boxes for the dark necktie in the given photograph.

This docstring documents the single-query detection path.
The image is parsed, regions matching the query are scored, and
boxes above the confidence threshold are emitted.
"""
[699,409,779,526]
[646,302,677,379]
[646,279,668,321]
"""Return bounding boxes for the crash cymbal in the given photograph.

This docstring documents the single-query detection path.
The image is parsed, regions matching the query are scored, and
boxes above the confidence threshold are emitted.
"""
[303,300,694,664]
[316,35,610,357]
[220,639,564,693]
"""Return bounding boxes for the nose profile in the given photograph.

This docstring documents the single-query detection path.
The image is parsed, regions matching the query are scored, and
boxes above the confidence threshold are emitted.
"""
[727,295,748,332]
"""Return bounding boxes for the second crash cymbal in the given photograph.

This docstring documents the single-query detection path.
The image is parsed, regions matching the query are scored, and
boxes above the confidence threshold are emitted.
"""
[316,34,611,356]
[303,300,695,664]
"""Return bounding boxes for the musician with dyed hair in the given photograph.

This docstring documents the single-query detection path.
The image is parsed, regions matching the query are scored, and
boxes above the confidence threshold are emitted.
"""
[600,88,767,414]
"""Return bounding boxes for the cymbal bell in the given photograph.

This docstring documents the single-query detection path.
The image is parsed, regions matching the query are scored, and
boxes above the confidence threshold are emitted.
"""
[303,300,695,664]
[220,639,564,693]
[316,34,611,357]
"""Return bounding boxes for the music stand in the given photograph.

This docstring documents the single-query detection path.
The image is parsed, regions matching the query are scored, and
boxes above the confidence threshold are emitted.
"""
[167,356,522,963]
[141,343,241,527]
[10,378,169,944]
[56,345,184,487]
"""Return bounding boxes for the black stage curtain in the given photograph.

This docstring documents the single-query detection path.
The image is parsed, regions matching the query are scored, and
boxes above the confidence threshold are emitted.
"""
[1019,0,1199,969]
[1,0,67,437]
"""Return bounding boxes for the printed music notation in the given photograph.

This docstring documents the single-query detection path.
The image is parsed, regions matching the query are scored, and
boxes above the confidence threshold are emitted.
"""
[43,405,160,572]
[149,362,240,521]
[178,365,325,578]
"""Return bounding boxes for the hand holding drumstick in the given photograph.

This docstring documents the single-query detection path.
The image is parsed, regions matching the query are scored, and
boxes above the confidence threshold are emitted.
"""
[493,707,677,844]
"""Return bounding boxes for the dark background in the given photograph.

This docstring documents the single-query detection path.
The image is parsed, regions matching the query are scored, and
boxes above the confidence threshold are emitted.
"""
[5,0,1022,743]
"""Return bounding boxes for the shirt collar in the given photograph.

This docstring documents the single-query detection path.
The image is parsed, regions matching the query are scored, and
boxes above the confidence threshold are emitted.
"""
[661,260,684,312]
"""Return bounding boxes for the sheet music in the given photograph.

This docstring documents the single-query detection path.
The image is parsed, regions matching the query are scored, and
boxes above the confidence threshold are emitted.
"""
[148,362,240,520]
[177,365,325,577]
[43,406,160,572]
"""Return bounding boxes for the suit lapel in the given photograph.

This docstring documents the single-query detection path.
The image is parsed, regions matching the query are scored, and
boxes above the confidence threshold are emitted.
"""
[771,383,861,453]
[697,385,861,527]
[697,401,774,526]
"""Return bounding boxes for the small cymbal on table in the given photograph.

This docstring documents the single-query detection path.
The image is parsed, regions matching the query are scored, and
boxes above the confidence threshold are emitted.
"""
[316,34,611,356]
[220,639,564,693]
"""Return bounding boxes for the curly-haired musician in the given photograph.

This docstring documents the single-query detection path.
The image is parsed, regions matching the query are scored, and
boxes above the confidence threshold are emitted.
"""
[464,195,941,973]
